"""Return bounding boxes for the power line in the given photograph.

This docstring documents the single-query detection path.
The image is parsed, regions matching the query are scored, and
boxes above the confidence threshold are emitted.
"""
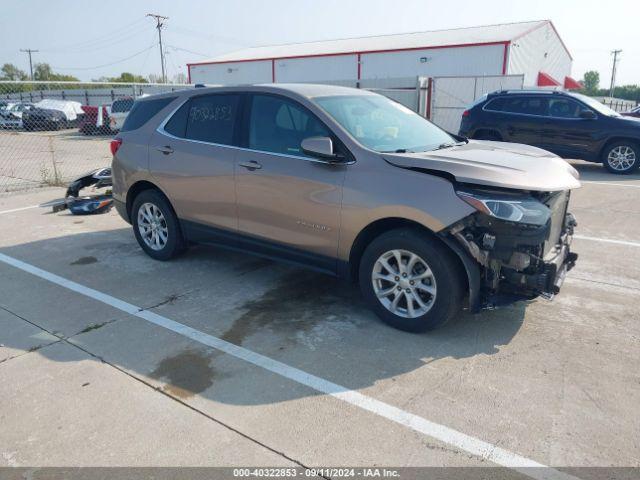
[20,48,38,80]
[40,18,148,53]
[147,13,168,83]
[609,49,622,98]
[52,44,156,71]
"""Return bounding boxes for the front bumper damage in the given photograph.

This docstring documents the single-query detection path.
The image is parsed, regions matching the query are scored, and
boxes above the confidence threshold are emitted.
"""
[442,191,578,312]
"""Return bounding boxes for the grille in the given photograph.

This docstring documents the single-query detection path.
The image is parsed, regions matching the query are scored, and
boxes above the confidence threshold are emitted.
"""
[543,190,569,257]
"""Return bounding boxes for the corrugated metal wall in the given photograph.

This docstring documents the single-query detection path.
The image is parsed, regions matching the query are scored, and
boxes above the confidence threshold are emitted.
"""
[190,44,506,85]
[275,55,358,82]
[189,60,272,84]
[360,44,504,79]
[508,23,572,86]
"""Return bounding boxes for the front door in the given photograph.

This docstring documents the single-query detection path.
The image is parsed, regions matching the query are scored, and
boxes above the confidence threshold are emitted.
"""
[539,97,599,158]
[235,94,347,272]
[148,93,241,231]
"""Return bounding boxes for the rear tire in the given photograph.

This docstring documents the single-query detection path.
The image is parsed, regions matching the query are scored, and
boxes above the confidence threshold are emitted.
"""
[131,189,185,261]
[359,228,464,332]
[602,141,640,174]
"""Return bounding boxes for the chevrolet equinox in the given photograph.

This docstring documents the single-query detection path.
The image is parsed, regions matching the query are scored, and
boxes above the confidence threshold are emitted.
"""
[111,84,580,332]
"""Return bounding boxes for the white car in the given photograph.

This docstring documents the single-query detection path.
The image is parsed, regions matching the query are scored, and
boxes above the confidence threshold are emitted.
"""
[0,102,34,129]
[108,97,135,132]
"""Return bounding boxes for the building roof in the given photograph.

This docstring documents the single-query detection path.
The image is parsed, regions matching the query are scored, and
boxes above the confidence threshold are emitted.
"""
[190,20,551,65]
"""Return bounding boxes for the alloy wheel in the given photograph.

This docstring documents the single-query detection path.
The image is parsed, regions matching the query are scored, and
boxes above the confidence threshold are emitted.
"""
[137,202,168,251]
[371,249,437,318]
[607,145,637,171]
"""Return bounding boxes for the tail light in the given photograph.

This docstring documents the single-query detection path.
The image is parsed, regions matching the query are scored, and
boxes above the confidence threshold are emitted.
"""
[110,138,122,156]
[462,110,470,117]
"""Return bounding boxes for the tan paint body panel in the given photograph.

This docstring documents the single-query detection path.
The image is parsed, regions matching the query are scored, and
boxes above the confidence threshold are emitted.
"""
[112,84,579,271]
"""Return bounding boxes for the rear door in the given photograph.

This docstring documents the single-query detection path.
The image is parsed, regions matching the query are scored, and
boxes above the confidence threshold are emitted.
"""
[484,95,546,147]
[234,93,346,271]
[148,92,241,231]
[539,97,599,158]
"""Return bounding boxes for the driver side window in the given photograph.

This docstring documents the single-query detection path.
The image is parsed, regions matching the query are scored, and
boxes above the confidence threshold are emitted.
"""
[249,95,330,157]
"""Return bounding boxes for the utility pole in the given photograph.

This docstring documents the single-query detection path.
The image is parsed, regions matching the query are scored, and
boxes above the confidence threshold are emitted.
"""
[147,13,168,83]
[20,48,39,80]
[609,49,622,98]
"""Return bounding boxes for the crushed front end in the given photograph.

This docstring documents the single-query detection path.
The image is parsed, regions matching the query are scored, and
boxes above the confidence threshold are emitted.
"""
[444,187,578,311]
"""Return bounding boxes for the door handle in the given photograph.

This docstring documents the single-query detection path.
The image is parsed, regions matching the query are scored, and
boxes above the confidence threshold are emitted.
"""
[156,145,174,155]
[239,160,262,171]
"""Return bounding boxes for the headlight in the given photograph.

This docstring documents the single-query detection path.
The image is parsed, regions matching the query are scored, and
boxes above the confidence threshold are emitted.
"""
[456,189,550,226]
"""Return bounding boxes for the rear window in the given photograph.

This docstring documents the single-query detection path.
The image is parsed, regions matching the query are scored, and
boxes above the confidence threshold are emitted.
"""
[120,97,176,132]
[184,94,239,145]
[111,98,135,113]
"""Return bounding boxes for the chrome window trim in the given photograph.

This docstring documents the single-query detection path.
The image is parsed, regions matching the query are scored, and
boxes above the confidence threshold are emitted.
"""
[156,96,354,166]
[482,96,598,120]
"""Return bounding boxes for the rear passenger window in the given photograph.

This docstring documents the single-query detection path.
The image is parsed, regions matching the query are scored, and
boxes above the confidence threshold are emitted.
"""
[249,95,330,156]
[164,100,190,137]
[485,96,545,116]
[185,94,239,145]
[121,96,176,132]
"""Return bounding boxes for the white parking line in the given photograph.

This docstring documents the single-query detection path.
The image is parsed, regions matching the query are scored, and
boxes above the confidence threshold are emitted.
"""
[0,205,39,215]
[0,252,577,480]
[582,181,640,188]
[573,235,640,248]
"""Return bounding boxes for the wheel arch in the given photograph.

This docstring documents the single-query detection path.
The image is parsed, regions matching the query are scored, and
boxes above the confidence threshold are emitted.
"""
[347,218,468,287]
[599,136,640,159]
[126,180,175,221]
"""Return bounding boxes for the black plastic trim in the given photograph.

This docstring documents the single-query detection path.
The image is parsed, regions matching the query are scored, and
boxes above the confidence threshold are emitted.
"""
[181,220,339,277]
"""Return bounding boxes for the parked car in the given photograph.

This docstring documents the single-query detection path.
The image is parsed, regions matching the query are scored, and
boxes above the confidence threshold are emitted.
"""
[23,99,85,131]
[621,105,640,118]
[0,102,34,129]
[111,85,579,332]
[80,105,112,135]
[108,97,135,132]
[459,90,640,174]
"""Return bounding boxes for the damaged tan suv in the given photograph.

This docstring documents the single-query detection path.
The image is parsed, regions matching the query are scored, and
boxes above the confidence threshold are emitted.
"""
[111,84,580,332]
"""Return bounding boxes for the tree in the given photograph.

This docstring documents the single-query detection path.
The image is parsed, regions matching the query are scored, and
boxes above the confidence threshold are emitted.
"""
[33,63,79,82]
[581,71,600,94]
[105,72,148,83]
[0,63,28,81]
[172,72,187,84]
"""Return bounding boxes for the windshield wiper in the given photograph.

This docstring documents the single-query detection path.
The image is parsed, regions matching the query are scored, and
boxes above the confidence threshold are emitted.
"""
[433,141,466,151]
[381,148,415,153]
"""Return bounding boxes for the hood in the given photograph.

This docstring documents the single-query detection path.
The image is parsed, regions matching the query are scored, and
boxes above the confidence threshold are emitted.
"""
[383,140,581,192]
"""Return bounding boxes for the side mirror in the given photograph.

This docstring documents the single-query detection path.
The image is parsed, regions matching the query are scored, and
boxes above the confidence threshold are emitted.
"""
[301,136,342,161]
[579,109,596,120]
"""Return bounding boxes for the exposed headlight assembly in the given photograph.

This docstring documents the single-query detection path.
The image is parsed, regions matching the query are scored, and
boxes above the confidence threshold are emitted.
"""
[457,189,550,226]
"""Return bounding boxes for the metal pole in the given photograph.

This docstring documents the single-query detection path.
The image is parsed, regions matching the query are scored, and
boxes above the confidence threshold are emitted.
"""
[20,48,39,80]
[147,14,168,83]
[609,49,622,98]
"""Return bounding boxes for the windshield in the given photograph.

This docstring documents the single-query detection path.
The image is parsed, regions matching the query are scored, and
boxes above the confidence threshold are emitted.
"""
[314,94,454,153]
[571,92,621,117]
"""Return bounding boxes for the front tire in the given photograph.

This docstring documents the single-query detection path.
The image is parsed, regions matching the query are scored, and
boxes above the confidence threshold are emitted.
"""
[131,190,185,261]
[359,229,464,332]
[602,141,639,174]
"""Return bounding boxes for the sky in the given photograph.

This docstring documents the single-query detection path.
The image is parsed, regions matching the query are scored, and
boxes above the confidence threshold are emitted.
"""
[1,0,638,86]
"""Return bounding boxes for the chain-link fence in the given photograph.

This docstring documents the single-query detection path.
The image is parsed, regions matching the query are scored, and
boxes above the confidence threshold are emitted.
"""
[0,81,190,193]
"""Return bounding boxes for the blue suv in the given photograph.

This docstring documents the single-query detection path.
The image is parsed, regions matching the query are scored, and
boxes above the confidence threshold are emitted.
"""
[459,90,640,174]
